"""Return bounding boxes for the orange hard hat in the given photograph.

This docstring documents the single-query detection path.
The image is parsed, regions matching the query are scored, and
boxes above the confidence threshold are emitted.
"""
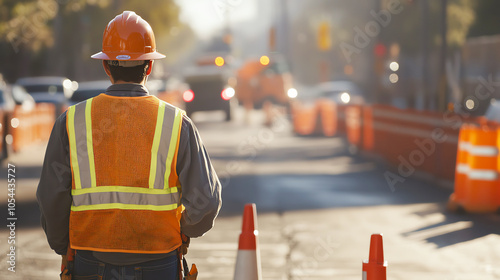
[91,11,165,61]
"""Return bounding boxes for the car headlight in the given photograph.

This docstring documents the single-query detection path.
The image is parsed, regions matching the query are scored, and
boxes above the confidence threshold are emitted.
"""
[287,88,298,99]
[340,92,351,104]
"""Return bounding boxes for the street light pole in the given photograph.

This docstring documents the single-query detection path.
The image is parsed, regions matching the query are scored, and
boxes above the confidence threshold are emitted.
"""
[438,0,448,112]
[420,0,429,110]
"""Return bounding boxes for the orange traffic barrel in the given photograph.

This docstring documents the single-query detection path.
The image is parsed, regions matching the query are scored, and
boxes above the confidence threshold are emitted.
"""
[318,99,337,137]
[451,125,499,213]
[448,124,473,211]
[346,105,363,148]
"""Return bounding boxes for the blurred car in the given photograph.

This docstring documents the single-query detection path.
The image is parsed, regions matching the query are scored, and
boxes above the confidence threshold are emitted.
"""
[16,76,77,116]
[316,80,365,105]
[183,56,234,121]
[68,80,110,105]
[291,80,365,137]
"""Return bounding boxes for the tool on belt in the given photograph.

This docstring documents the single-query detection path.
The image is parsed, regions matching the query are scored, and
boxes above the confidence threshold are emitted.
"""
[60,246,75,280]
[179,233,198,280]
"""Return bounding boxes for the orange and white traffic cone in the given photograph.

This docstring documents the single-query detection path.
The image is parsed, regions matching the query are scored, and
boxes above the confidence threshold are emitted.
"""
[233,203,262,280]
[362,233,387,280]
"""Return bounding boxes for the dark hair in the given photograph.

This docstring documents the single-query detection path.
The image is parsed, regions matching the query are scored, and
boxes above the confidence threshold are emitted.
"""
[107,60,150,83]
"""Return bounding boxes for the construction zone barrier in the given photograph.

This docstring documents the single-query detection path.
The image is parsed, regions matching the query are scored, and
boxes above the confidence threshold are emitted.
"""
[344,104,485,182]
[234,203,262,280]
[362,233,387,280]
[291,99,342,137]
[448,124,500,213]
[291,101,318,136]
[11,103,55,153]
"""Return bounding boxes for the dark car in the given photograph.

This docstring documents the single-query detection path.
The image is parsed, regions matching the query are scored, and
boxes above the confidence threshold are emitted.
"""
[68,80,111,105]
[16,76,77,116]
[183,59,234,121]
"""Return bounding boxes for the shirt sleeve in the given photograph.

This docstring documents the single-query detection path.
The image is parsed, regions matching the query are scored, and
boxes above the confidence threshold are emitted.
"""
[177,116,222,237]
[36,113,72,255]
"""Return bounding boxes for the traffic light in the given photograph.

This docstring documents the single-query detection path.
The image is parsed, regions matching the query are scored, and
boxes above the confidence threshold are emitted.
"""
[317,21,332,51]
[260,55,270,66]
[215,56,225,67]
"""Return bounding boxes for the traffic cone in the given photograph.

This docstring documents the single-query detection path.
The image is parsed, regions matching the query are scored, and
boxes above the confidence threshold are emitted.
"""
[362,233,387,280]
[233,203,262,280]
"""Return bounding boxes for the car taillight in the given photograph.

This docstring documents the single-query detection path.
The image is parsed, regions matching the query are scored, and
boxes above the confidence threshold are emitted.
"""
[221,87,235,101]
[183,90,195,102]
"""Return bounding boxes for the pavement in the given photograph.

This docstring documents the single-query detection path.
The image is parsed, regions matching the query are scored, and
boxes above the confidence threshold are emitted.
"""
[1,108,500,279]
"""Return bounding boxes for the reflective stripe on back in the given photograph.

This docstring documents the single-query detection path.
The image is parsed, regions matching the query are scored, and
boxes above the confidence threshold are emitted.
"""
[165,108,183,188]
[71,186,180,211]
[68,101,94,189]
[149,102,177,189]
[85,99,97,188]
[67,106,81,189]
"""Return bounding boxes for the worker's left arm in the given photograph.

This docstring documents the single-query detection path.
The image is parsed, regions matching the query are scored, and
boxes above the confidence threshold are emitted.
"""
[177,116,222,238]
[36,113,73,255]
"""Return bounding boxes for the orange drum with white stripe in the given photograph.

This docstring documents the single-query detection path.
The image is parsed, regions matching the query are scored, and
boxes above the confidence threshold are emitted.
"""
[450,125,499,213]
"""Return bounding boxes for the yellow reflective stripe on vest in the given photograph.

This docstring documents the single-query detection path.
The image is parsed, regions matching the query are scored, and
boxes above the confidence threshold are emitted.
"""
[71,186,180,211]
[165,108,183,188]
[150,103,181,189]
[149,102,166,188]
[68,100,94,189]
[85,99,97,188]
[67,106,82,189]
[71,203,179,212]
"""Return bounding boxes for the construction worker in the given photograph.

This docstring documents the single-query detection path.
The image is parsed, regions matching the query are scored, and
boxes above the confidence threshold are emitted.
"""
[36,11,221,279]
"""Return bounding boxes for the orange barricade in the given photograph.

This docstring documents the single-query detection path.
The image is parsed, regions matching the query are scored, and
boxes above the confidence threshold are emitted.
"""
[448,124,473,210]
[449,125,500,213]
[345,104,363,148]
[318,99,337,137]
[11,103,56,153]
[291,102,316,136]
[362,106,374,151]
[36,103,56,142]
[337,104,347,135]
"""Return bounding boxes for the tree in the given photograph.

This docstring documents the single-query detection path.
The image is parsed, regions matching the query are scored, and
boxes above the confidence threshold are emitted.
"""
[0,0,181,82]
[467,0,500,38]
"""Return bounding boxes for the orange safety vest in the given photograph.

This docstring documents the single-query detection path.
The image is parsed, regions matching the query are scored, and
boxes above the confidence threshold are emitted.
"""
[66,94,184,254]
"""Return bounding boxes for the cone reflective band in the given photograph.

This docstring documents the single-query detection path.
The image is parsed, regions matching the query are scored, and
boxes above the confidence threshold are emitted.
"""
[233,203,262,280]
[362,233,387,280]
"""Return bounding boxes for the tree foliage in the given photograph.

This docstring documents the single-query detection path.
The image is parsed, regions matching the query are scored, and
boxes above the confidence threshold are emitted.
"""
[467,0,500,38]
[0,0,180,82]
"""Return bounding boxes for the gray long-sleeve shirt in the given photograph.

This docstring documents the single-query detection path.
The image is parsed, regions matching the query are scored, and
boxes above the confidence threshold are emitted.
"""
[36,83,221,264]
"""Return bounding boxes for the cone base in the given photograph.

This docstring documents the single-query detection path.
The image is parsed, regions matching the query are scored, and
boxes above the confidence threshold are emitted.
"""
[233,250,261,280]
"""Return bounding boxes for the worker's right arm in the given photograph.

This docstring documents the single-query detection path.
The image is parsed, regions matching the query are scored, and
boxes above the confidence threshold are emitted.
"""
[36,113,72,255]
[177,116,222,238]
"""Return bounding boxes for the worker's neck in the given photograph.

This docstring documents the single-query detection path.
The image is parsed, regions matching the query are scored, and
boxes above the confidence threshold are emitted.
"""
[113,80,146,86]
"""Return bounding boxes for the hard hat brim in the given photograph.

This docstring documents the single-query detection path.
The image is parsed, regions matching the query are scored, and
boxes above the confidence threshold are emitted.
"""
[91,51,166,60]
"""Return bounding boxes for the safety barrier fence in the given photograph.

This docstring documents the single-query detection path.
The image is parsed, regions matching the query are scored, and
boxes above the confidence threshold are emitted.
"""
[344,104,486,182]
[10,103,55,153]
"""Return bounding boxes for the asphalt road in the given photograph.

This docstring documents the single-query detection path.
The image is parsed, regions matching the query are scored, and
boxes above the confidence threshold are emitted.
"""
[1,109,500,280]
